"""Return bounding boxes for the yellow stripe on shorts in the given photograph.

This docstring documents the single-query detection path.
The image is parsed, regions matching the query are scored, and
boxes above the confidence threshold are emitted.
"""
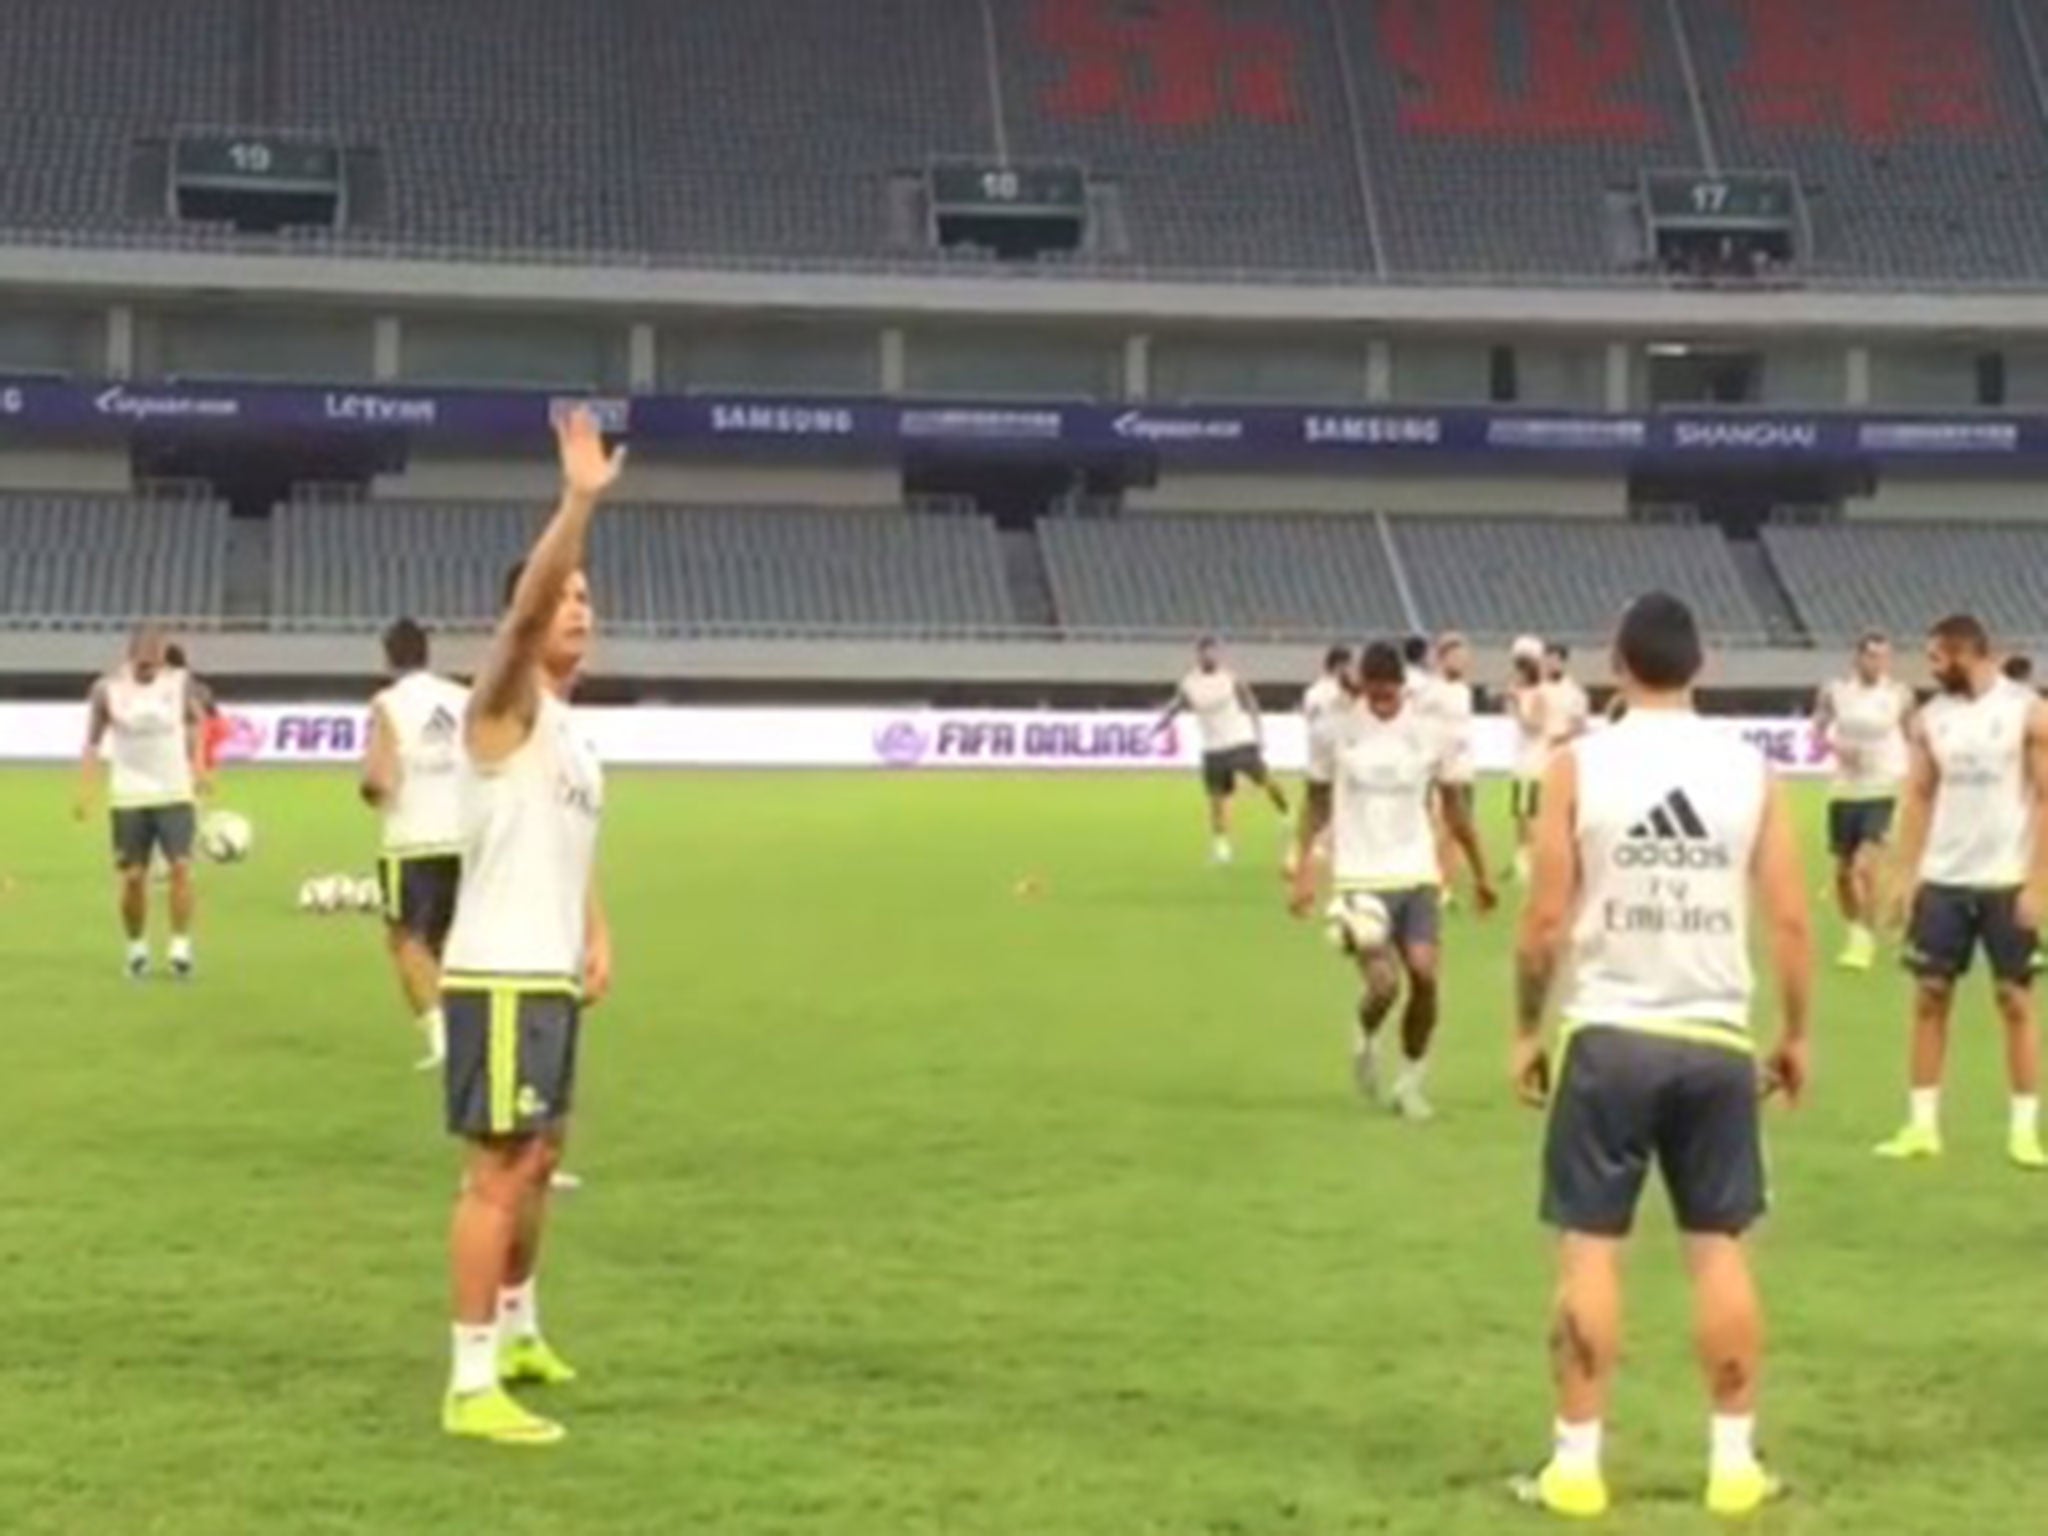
[488,988,519,1136]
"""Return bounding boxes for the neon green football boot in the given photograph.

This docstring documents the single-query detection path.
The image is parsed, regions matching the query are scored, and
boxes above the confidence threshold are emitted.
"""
[441,1385,565,1446]
[499,1334,579,1387]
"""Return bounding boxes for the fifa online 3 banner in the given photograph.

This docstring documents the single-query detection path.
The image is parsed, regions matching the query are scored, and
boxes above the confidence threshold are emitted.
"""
[0,378,2038,463]
[1,703,1837,776]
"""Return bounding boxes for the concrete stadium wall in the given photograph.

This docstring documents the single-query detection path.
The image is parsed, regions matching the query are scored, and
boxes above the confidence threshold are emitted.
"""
[1131,470,1626,516]
[0,449,131,492]
[1854,476,2048,522]
[379,454,903,507]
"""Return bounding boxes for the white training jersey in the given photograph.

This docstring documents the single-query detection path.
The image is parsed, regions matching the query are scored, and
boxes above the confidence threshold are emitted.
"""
[101,666,194,808]
[443,692,605,985]
[1919,680,2035,889]
[1310,700,1448,890]
[1564,709,1769,1034]
[373,671,471,855]
[1541,677,1591,747]
[1301,674,1348,786]
[1180,668,1257,754]
[1512,683,1549,780]
[1420,676,1476,785]
[1822,676,1912,800]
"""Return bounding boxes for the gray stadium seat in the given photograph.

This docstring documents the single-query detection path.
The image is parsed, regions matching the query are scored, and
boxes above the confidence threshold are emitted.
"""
[1763,522,2048,643]
[0,492,227,623]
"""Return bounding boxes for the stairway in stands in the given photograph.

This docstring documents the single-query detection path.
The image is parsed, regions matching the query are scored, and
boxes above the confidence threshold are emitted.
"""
[1725,536,1809,646]
[999,528,1061,633]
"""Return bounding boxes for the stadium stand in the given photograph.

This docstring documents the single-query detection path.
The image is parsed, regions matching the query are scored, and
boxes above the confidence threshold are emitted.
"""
[1346,0,1707,276]
[0,492,227,623]
[1762,522,2048,643]
[271,499,1016,632]
[1394,515,1767,642]
[1039,513,1409,636]
[1,0,2047,278]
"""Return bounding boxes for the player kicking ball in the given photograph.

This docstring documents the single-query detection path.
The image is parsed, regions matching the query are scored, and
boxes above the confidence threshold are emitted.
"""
[437,408,619,1446]
[1289,641,1495,1118]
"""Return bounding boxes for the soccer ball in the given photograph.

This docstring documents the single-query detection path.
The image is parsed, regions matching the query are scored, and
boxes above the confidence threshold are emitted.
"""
[351,877,384,914]
[198,810,254,863]
[1325,892,1392,955]
[297,875,344,914]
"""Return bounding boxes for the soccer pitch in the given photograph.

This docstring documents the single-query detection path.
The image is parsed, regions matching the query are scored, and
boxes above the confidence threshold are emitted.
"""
[0,767,2036,1535]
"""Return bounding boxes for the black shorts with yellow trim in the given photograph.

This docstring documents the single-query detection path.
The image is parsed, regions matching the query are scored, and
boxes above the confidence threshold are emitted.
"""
[441,975,583,1140]
[110,801,196,869]
[1826,796,1895,860]
[1541,1021,1765,1238]
[378,850,462,957]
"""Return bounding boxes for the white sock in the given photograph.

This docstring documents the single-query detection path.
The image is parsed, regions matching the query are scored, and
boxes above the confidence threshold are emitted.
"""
[1513,849,1532,883]
[1212,837,1233,863]
[168,934,192,964]
[1909,1087,1941,1134]
[1552,1418,1602,1476]
[1847,922,1871,945]
[1395,1057,1429,1095]
[1710,1413,1758,1475]
[2011,1095,2038,1140]
[417,1006,447,1055]
[497,1278,539,1342]
[449,1322,499,1396]
[126,938,149,964]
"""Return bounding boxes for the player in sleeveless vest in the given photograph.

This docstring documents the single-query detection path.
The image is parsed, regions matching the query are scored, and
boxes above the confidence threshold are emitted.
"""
[436,409,621,1447]
[1876,615,2048,1168]
[1510,593,1813,1520]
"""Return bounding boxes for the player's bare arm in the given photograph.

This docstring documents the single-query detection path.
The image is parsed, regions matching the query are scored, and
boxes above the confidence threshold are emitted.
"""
[1751,774,1815,1104]
[467,409,625,767]
[75,680,111,820]
[2019,699,2048,931]
[583,877,613,1006]
[1287,783,1332,915]
[1887,715,1939,926]
[1512,750,1578,1104]
[360,700,400,809]
[185,685,211,800]
[1439,773,1498,913]
[1150,685,1187,737]
[1236,679,1263,738]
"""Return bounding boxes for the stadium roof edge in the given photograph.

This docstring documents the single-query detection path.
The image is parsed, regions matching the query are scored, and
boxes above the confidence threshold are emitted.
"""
[6,242,2048,337]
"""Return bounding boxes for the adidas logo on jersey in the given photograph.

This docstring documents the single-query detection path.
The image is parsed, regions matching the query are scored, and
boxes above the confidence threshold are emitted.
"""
[424,705,459,741]
[1615,788,1733,870]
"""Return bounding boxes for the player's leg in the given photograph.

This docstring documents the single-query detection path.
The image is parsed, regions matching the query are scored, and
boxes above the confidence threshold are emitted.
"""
[1879,886,1967,1157]
[1662,1041,1781,1514]
[159,807,198,977]
[1511,781,1536,884]
[440,986,569,1443]
[1433,784,1470,905]
[1350,945,1402,1103]
[109,810,151,976]
[382,857,451,1068]
[1983,891,2043,1167]
[493,994,582,1383]
[1517,1028,1653,1517]
[1242,751,1289,816]
[1203,755,1235,864]
[1387,892,1442,1120]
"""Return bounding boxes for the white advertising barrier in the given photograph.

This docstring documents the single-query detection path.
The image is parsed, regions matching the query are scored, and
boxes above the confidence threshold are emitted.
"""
[0,702,1839,776]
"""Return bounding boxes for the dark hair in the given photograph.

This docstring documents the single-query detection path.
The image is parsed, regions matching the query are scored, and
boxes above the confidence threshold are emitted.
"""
[1401,634,1429,667]
[1357,641,1405,686]
[1545,641,1571,663]
[1323,644,1352,673]
[2004,654,2034,684]
[1930,613,1991,655]
[1614,591,1702,690]
[164,643,188,670]
[383,617,430,672]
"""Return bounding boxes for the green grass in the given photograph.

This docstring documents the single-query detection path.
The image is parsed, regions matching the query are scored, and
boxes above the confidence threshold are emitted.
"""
[0,767,2036,1535]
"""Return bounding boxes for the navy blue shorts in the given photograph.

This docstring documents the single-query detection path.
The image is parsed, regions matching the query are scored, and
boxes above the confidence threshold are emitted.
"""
[1827,798,1895,859]
[1904,884,2038,987]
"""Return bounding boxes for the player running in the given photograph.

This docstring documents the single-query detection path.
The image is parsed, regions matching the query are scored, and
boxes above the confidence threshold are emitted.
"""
[76,626,208,978]
[438,408,620,1446]
[1285,645,1352,878]
[361,618,469,1069]
[1510,592,1812,1519]
[1289,642,1496,1119]
[1811,633,1913,970]
[1155,637,1289,865]
[1875,614,2048,1168]
[1425,632,1479,903]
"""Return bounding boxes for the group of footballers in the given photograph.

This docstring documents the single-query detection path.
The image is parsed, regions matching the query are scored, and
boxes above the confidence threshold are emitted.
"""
[1163,599,2048,1516]
[75,415,2048,1503]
